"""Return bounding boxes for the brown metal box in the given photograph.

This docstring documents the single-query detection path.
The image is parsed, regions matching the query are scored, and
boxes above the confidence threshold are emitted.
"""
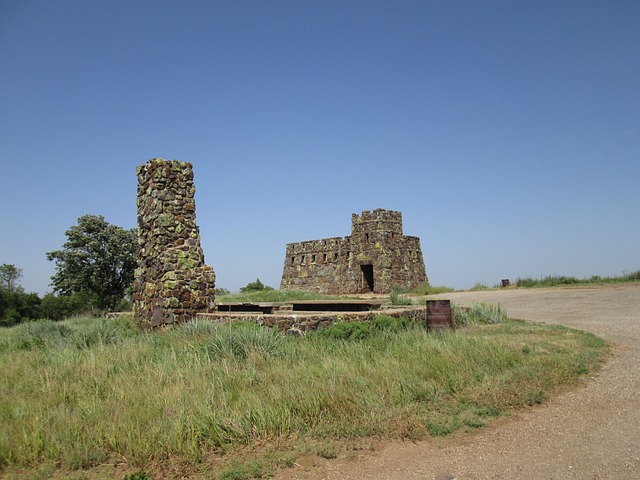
[426,299,455,331]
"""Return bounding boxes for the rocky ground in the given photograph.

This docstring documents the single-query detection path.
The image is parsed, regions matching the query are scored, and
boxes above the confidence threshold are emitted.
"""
[274,283,640,480]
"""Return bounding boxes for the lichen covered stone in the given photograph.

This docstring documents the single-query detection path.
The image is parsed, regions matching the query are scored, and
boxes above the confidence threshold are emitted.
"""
[133,158,215,327]
[280,209,427,294]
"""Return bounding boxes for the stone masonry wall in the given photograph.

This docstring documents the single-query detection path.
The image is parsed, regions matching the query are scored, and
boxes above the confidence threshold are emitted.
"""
[280,209,428,294]
[133,158,215,327]
[197,306,427,335]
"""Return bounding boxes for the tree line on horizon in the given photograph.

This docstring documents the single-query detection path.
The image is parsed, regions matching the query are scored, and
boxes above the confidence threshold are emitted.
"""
[1,215,136,327]
[1,214,269,327]
[3,214,638,327]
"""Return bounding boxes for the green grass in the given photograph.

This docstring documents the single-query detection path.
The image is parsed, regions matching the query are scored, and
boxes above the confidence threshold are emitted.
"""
[216,289,346,303]
[0,310,607,479]
[389,286,415,305]
[515,270,640,288]
[409,282,456,295]
[452,302,508,327]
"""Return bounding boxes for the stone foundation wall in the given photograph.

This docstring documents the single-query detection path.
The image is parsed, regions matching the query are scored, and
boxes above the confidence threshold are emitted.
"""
[197,306,427,335]
[133,158,215,327]
[280,209,428,294]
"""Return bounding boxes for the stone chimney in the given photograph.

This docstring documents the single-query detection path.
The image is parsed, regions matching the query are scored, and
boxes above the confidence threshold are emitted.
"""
[133,158,215,326]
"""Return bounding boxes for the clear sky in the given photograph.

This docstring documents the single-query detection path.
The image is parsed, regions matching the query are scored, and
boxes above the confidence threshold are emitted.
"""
[1,0,638,295]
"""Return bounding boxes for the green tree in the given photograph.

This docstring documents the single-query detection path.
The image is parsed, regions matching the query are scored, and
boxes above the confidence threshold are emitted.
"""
[46,215,137,311]
[0,288,9,324]
[0,263,22,293]
[0,264,43,326]
[240,278,273,293]
[40,292,92,321]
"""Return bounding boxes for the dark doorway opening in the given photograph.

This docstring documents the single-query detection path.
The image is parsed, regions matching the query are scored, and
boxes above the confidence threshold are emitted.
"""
[361,264,374,292]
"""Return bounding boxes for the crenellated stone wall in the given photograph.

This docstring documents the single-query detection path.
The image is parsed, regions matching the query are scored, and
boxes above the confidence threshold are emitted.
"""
[280,209,428,294]
[133,158,215,327]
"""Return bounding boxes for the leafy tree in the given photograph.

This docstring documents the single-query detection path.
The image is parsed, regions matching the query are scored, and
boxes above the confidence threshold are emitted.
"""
[40,292,93,321]
[240,278,273,293]
[15,292,41,320]
[46,215,137,311]
[0,263,22,293]
[0,288,9,324]
[0,289,42,327]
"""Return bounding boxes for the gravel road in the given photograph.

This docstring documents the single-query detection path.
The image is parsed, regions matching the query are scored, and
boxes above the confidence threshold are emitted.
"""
[275,283,640,480]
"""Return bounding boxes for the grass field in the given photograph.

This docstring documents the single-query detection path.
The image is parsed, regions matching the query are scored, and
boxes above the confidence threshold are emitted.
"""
[0,306,607,479]
[515,270,640,288]
[216,289,345,303]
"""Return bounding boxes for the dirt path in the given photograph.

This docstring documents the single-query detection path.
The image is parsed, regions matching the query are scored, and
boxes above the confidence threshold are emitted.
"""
[274,284,640,479]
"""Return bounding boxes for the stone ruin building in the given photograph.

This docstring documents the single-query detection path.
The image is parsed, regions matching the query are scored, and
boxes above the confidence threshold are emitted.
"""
[280,209,428,294]
[133,158,216,326]
[132,160,427,325]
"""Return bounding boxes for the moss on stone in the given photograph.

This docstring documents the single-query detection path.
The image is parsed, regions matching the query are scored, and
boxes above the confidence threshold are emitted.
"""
[177,250,197,269]
[164,297,179,308]
[161,271,177,281]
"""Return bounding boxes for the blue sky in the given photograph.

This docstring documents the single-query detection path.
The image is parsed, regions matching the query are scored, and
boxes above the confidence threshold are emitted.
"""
[1,0,638,295]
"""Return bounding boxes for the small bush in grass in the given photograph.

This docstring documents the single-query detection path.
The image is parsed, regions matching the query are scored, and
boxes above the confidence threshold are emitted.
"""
[453,303,507,327]
[176,318,222,336]
[12,320,73,350]
[124,471,151,480]
[317,446,338,459]
[410,282,455,295]
[389,286,414,305]
[623,269,640,281]
[72,316,139,349]
[314,320,371,340]
[219,459,265,480]
[371,314,413,333]
[203,322,284,360]
[314,315,415,340]
[425,420,457,437]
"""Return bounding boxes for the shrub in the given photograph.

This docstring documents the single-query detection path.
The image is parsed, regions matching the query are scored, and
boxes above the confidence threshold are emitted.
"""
[72,316,139,349]
[202,323,284,360]
[40,292,93,321]
[124,471,150,480]
[410,282,455,295]
[453,303,507,327]
[12,320,74,350]
[0,291,42,326]
[314,315,415,340]
[315,320,371,341]
[371,314,413,333]
[389,286,414,305]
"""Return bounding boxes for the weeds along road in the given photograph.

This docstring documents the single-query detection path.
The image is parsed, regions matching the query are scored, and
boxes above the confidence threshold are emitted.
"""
[275,283,640,480]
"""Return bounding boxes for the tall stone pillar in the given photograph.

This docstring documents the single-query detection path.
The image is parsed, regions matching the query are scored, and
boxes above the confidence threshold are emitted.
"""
[133,158,215,327]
